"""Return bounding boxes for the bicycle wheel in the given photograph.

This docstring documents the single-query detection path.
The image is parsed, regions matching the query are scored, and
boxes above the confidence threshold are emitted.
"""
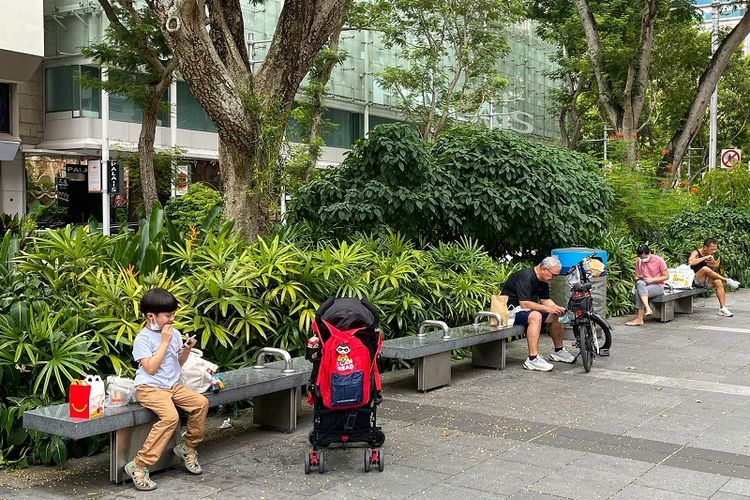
[581,322,594,372]
[589,312,612,353]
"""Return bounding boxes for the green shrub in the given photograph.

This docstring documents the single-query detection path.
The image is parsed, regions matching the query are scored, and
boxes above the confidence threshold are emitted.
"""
[605,162,695,237]
[655,206,750,285]
[695,167,750,210]
[290,124,612,257]
[164,182,223,233]
[290,124,452,244]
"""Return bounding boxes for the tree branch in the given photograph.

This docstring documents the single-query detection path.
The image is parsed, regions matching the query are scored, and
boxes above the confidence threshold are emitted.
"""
[572,0,621,128]
[255,0,351,105]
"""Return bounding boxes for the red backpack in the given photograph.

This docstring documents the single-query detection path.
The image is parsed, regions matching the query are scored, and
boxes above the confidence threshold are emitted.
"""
[308,298,382,410]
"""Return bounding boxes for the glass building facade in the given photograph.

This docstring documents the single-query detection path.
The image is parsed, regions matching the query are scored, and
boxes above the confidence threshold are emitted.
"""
[42,0,562,149]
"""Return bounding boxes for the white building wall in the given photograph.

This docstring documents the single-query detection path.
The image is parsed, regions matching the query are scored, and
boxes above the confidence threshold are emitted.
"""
[0,0,44,82]
[0,159,25,216]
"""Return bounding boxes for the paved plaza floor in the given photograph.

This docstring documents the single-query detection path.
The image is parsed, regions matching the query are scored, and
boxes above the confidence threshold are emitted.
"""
[3,290,750,499]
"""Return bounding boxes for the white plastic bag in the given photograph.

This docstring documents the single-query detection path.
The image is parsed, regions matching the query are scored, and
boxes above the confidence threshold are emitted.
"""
[106,375,135,407]
[666,264,695,290]
[179,348,218,393]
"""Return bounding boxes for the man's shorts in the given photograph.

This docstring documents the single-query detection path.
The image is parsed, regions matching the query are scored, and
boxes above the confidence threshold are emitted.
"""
[513,309,549,326]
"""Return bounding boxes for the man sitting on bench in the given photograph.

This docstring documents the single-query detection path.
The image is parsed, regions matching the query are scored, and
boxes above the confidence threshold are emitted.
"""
[501,256,573,372]
[689,238,740,317]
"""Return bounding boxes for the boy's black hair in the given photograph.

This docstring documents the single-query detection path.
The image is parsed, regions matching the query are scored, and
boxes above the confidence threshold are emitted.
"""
[636,245,650,257]
[703,238,718,248]
[140,288,178,315]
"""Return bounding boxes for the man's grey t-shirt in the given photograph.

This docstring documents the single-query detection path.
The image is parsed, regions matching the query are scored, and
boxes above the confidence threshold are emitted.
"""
[132,326,183,388]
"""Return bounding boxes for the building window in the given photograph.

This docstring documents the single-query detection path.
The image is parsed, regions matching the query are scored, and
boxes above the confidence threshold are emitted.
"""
[176,81,216,132]
[321,108,363,148]
[107,70,171,126]
[0,83,9,134]
[45,65,101,117]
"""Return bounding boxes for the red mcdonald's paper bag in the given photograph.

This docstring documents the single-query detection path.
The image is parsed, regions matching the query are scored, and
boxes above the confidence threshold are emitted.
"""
[69,380,91,418]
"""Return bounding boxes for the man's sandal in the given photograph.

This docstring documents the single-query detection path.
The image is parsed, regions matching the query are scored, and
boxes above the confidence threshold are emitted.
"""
[124,460,157,491]
[173,443,203,475]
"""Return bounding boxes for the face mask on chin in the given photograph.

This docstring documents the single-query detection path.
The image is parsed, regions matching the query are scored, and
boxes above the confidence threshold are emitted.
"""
[638,256,650,264]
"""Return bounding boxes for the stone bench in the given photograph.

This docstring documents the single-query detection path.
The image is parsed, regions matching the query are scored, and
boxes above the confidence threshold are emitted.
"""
[23,349,312,483]
[650,287,707,322]
[380,312,526,392]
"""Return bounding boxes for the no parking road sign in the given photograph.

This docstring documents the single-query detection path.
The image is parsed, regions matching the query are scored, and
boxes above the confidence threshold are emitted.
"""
[721,148,741,169]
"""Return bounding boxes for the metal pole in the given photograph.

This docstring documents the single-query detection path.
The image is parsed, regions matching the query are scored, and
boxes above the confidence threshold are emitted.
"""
[170,77,177,197]
[603,124,608,162]
[709,0,719,170]
[363,30,370,138]
[101,67,110,236]
[488,102,494,130]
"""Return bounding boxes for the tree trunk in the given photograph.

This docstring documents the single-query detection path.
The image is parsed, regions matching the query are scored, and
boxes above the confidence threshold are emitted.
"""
[573,0,656,163]
[139,90,163,217]
[146,0,351,240]
[218,137,268,237]
[572,0,621,128]
[659,9,750,178]
[305,25,344,181]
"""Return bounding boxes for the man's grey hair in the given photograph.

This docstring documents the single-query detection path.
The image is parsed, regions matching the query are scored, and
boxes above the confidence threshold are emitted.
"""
[540,256,561,270]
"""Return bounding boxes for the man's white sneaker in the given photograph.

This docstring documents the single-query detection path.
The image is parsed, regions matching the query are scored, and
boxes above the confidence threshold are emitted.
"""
[523,356,554,371]
[549,347,575,363]
[726,279,740,290]
[718,306,734,317]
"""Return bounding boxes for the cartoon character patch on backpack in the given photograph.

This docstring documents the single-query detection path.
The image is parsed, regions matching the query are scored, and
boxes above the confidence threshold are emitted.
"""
[336,343,354,372]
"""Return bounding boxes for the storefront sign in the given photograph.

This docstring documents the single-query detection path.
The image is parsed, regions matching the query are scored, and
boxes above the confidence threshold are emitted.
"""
[87,160,101,193]
[107,161,122,194]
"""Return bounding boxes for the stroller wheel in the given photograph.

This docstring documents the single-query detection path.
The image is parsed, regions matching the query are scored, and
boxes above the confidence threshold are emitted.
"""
[364,448,371,472]
[304,452,311,475]
[318,451,325,474]
[377,448,384,472]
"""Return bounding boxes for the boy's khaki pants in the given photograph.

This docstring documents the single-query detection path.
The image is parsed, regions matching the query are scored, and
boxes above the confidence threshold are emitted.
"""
[134,384,209,468]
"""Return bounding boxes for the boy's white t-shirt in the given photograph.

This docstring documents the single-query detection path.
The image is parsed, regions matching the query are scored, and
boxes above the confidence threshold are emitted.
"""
[132,326,183,389]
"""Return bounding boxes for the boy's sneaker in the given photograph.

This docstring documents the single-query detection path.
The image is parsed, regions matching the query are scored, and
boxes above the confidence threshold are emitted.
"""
[726,279,740,290]
[124,460,157,491]
[173,443,203,474]
[523,356,554,372]
[549,347,575,363]
[718,306,734,317]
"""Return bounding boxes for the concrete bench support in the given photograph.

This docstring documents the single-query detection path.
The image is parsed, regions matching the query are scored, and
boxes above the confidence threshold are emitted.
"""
[111,424,179,483]
[651,288,705,323]
[472,339,507,370]
[415,352,452,392]
[253,387,301,432]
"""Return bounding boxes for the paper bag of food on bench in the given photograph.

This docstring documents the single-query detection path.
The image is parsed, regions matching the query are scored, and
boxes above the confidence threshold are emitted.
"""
[490,295,509,327]
[666,265,695,290]
[68,374,105,419]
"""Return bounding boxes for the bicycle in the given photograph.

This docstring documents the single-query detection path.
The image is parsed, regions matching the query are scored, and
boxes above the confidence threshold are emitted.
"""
[565,255,613,373]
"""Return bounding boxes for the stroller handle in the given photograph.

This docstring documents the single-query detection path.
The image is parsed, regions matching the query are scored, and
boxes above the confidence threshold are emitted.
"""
[253,347,295,374]
[418,320,451,340]
[473,311,502,328]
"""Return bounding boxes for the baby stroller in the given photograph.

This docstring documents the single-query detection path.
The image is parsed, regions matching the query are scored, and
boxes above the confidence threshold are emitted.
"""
[304,297,385,474]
